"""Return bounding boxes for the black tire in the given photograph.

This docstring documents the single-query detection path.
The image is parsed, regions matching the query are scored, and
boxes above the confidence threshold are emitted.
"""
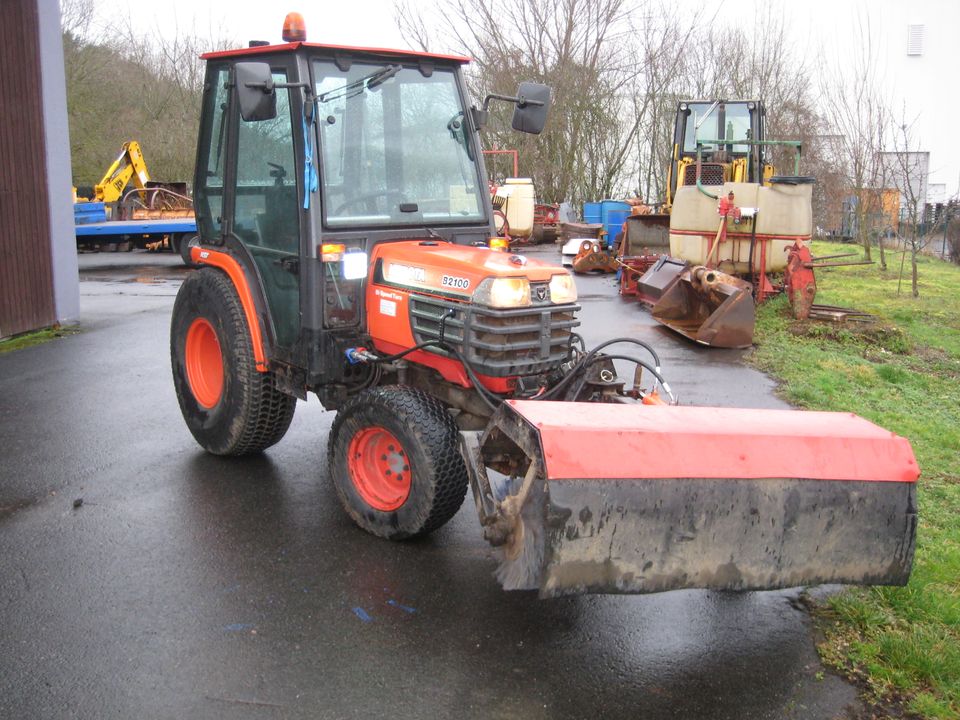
[170,268,296,455]
[178,234,199,267]
[328,386,469,539]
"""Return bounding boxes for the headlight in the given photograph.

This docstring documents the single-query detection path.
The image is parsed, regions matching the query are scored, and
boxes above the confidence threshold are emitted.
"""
[472,277,530,308]
[549,273,577,304]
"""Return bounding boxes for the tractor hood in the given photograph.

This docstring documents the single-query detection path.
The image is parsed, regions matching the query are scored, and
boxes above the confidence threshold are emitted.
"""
[370,240,568,299]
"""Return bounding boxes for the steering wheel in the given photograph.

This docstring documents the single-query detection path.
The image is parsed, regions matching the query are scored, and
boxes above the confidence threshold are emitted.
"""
[334,188,403,215]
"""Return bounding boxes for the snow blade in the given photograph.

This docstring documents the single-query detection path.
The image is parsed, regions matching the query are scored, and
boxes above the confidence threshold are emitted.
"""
[462,401,918,598]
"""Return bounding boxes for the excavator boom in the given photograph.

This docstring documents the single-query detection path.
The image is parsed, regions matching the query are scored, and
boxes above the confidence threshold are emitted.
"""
[94,141,151,203]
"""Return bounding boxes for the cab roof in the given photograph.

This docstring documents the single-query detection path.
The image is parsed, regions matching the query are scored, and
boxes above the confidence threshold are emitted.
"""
[202,42,471,65]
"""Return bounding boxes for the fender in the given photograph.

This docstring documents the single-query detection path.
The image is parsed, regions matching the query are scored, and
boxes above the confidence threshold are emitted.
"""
[191,246,269,372]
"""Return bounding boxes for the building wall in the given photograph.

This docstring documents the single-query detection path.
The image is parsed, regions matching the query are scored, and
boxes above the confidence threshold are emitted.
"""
[0,0,78,340]
[39,0,80,327]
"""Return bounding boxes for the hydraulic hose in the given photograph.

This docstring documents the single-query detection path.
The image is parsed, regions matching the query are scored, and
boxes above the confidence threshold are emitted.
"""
[357,337,502,412]
[540,337,663,401]
[567,353,675,404]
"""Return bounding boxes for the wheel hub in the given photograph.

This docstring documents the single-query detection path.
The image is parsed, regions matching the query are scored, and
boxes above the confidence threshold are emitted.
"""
[347,426,411,511]
[184,317,224,408]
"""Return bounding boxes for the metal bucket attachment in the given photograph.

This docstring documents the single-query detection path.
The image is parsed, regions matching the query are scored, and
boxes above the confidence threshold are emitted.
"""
[651,266,755,348]
[461,401,918,598]
[572,240,618,274]
[634,255,687,305]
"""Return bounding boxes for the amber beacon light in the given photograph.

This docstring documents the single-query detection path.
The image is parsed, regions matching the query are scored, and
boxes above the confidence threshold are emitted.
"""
[282,12,307,42]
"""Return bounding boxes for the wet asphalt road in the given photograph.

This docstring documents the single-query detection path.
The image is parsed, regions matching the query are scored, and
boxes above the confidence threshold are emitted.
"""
[0,248,862,719]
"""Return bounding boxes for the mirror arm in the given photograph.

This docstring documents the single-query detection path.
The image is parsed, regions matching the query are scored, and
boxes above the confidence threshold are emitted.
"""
[243,79,315,120]
[475,91,545,131]
[244,80,310,92]
[481,92,545,113]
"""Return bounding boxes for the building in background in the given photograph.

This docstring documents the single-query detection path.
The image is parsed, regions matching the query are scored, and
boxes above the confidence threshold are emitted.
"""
[0,0,79,339]
[879,151,930,219]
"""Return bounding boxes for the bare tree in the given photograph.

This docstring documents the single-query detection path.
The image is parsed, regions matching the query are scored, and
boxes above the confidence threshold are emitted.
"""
[818,12,892,265]
[395,0,650,206]
[61,0,234,188]
[393,0,821,213]
[883,117,930,297]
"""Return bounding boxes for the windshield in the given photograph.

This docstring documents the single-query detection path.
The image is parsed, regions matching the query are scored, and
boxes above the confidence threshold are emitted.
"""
[313,60,485,228]
[683,102,752,154]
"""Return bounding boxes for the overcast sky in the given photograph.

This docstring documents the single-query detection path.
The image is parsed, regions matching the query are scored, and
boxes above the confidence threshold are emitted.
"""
[92,0,406,48]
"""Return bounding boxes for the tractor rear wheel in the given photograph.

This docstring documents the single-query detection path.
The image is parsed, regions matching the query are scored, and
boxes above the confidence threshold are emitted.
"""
[177,234,199,267]
[328,386,469,539]
[170,268,296,455]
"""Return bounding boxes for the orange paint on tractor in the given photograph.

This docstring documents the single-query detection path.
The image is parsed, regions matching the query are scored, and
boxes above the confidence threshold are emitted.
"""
[191,246,269,371]
[364,240,565,392]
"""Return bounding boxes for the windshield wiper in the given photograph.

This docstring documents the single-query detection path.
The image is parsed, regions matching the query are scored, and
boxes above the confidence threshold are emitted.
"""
[318,65,400,104]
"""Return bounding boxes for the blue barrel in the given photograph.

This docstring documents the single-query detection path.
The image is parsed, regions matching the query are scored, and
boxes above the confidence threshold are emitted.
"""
[605,209,629,247]
[600,200,630,247]
[582,201,602,225]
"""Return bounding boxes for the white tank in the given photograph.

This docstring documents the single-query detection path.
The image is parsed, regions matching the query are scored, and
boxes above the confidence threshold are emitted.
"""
[669,181,813,274]
[496,178,535,238]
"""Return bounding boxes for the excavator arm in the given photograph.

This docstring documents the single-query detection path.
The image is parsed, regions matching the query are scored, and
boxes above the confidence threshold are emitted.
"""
[94,141,151,203]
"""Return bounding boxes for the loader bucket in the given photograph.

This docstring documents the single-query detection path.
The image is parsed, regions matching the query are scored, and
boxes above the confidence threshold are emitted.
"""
[634,255,687,305]
[571,240,618,274]
[651,266,755,348]
[461,401,918,598]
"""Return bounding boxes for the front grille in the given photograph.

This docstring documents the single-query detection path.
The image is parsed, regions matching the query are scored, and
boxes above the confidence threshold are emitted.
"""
[409,293,580,377]
[683,163,724,186]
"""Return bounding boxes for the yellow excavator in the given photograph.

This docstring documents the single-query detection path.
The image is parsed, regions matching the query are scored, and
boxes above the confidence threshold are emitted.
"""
[73,141,197,261]
[88,141,151,203]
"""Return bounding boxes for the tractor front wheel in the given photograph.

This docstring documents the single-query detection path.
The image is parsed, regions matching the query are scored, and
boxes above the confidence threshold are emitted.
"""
[328,386,469,539]
[170,268,296,455]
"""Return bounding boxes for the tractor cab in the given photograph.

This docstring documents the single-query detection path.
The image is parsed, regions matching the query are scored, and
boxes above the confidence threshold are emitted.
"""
[191,33,549,401]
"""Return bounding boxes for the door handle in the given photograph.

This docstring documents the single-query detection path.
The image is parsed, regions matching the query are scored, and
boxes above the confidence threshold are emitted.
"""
[273,256,300,274]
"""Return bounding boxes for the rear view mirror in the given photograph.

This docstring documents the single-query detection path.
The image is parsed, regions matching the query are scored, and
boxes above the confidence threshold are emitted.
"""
[511,82,551,135]
[235,62,277,122]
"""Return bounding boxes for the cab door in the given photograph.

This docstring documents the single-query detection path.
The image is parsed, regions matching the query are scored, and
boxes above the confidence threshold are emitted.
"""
[229,65,302,355]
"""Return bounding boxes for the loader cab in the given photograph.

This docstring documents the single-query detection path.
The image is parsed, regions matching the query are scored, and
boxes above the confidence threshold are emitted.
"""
[666,100,767,208]
[192,40,546,396]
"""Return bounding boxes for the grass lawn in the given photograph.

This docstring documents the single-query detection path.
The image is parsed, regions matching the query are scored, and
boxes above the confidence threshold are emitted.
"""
[750,241,960,718]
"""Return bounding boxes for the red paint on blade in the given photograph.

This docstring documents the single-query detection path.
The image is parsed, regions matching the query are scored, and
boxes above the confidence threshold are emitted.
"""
[507,401,919,483]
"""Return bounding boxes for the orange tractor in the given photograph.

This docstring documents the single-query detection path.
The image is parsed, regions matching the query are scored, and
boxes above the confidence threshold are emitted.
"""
[171,17,917,597]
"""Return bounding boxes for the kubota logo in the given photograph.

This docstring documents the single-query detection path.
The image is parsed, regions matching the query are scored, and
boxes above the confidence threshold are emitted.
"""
[387,263,426,284]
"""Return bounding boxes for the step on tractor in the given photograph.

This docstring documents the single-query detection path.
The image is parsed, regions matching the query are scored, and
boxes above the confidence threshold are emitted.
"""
[170,15,918,597]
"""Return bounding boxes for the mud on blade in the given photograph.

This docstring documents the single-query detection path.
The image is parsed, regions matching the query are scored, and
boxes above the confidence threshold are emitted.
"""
[461,401,918,598]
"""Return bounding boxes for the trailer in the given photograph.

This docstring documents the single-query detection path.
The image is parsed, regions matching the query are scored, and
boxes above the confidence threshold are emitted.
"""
[75,216,198,265]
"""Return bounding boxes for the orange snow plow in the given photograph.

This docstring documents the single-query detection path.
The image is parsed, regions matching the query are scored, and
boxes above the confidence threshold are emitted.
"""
[462,401,918,597]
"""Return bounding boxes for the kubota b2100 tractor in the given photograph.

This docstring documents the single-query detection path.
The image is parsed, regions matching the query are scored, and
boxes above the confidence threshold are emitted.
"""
[171,18,918,597]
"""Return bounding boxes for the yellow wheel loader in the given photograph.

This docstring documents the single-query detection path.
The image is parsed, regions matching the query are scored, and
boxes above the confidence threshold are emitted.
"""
[626,100,814,348]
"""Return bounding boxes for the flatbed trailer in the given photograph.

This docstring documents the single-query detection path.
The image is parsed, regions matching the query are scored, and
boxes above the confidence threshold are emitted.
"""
[75,218,197,264]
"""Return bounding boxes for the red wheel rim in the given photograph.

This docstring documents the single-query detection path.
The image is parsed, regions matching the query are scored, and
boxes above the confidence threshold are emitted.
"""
[185,317,224,408]
[347,426,411,511]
